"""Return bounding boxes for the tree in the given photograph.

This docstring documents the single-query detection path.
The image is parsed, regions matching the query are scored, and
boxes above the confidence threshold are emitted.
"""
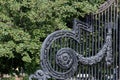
[0,0,105,75]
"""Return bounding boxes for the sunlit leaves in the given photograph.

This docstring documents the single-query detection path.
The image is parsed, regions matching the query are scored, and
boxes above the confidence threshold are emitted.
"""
[22,53,32,63]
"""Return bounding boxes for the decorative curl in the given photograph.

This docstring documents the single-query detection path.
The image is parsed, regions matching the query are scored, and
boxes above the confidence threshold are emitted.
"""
[29,70,50,80]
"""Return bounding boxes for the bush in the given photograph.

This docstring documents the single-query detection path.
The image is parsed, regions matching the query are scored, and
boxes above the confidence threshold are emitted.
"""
[23,76,29,80]
[1,77,15,80]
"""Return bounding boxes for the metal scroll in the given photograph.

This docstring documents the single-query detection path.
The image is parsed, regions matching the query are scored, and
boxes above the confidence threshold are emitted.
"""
[29,0,119,80]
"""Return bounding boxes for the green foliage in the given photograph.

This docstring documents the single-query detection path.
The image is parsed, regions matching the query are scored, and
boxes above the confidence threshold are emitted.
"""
[23,76,29,80]
[0,0,105,74]
[1,77,15,80]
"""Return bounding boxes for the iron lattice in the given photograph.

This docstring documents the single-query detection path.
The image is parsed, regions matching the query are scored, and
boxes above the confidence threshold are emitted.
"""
[29,0,120,80]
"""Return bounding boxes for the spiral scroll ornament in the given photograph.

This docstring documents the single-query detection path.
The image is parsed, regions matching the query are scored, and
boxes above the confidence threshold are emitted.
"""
[56,48,78,70]
[41,30,79,79]
[40,21,113,79]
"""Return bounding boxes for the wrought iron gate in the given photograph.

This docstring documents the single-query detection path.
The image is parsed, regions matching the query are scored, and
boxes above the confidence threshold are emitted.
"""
[29,0,120,80]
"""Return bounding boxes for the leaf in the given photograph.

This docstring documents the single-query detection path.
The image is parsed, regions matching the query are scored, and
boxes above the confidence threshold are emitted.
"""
[22,54,32,63]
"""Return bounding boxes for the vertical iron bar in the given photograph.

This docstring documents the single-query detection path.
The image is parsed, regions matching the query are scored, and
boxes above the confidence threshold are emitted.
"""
[107,7,110,79]
[95,14,98,80]
[104,6,107,80]
[56,38,59,73]
[114,1,117,80]
[82,30,85,80]
[85,15,88,80]
[118,1,119,79]
[91,14,94,80]
[78,29,82,80]
[118,0,120,79]
[85,30,87,80]
[88,14,91,80]
[118,13,119,80]
[69,37,72,79]
[113,1,116,80]
[116,0,119,79]
[101,12,104,80]
[71,38,76,79]
[76,35,79,80]
[110,4,112,80]
[92,14,95,80]
[54,40,56,72]
[80,29,82,79]
[59,37,62,73]
[97,12,101,80]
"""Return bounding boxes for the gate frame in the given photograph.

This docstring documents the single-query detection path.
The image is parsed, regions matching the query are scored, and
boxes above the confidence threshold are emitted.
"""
[29,0,119,80]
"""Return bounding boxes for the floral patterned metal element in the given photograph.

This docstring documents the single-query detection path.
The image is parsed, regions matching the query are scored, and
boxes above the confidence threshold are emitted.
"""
[56,48,78,70]
[76,26,112,66]
[29,70,50,80]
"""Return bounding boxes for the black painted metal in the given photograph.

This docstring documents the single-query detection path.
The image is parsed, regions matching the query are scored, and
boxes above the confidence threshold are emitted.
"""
[29,0,119,80]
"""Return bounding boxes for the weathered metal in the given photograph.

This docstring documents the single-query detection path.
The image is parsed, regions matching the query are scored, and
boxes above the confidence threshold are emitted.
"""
[29,0,119,80]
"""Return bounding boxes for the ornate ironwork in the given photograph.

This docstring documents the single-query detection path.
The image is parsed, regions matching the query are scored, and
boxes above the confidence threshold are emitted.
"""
[76,25,113,66]
[29,70,50,80]
[56,48,78,70]
[39,22,113,80]
[95,0,116,14]
[40,30,79,79]
[30,0,119,80]
[29,20,112,80]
